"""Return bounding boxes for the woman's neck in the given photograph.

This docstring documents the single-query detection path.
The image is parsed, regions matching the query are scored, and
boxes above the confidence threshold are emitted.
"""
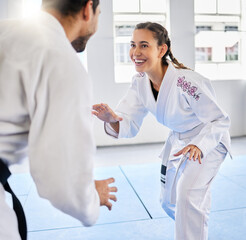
[147,63,168,92]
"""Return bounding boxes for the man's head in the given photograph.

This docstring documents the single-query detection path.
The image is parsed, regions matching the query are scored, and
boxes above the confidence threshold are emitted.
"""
[42,0,99,16]
[42,0,100,52]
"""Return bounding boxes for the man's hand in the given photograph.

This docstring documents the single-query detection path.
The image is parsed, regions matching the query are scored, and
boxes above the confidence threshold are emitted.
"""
[95,178,117,211]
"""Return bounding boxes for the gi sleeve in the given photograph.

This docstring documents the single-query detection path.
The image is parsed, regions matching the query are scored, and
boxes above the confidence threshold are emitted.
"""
[105,77,148,138]
[185,77,231,158]
[28,48,100,226]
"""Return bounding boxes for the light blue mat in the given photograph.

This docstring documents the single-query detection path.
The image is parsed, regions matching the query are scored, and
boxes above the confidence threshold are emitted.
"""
[23,166,150,231]
[28,208,246,240]
[211,174,246,211]
[6,155,246,239]
[209,208,246,240]
[28,218,175,240]
[120,163,168,219]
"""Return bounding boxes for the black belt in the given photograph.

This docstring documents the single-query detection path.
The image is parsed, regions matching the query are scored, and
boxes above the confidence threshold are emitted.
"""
[0,159,27,240]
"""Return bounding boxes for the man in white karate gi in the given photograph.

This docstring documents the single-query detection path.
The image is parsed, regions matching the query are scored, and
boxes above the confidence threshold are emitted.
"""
[0,0,117,239]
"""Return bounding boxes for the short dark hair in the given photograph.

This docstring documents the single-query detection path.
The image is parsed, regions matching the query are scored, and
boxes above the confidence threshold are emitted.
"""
[42,0,99,16]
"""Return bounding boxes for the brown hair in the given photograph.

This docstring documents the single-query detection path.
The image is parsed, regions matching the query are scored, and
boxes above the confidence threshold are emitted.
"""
[135,22,189,70]
[42,0,100,16]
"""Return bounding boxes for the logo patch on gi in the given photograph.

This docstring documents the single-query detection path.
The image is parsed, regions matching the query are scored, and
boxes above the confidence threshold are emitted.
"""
[177,76,201,101]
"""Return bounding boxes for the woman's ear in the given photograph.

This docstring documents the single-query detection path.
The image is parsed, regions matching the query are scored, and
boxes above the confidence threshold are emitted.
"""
[159,44,168,58]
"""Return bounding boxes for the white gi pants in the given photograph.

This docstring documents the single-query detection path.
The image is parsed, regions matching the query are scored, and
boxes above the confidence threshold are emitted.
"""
[160,139,227,240]
[0,184,21,240]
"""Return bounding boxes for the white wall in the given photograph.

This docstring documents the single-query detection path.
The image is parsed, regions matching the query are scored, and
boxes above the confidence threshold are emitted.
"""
[88,0,246,146]
[212,80,246,136]
[1,0,245,146]
[88,0,199,146]
[0,0,8,19]
[241,0,246,134]
[168,0,195,69]
[0,0,23,19]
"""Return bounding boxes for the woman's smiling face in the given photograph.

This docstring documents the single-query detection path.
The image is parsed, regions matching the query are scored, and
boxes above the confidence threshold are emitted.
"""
[129,29,163,74]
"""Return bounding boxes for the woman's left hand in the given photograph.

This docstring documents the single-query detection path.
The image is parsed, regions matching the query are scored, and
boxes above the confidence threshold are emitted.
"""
[174,145,202,164]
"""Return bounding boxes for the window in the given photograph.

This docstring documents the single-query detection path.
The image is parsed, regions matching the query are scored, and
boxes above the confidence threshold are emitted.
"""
[113,0,167,83]
[115,25,135,64]
[194,0,244,80]
[226,42,239,61]
[196,47,212,62]
[196,26,212,33]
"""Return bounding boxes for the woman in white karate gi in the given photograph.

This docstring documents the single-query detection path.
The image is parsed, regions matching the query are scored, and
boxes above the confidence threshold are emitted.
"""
[93,22,231,240]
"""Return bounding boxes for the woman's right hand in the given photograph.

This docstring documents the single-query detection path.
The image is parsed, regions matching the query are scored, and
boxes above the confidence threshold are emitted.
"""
[92,103,123,123]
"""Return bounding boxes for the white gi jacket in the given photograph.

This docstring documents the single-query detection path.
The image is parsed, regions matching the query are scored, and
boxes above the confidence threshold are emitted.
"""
[106,61,231,164]
[0,11,100,230]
